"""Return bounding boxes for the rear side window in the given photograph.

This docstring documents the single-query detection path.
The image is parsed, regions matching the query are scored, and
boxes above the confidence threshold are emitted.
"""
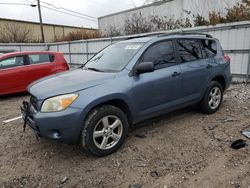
[0,56,24,69]
[28,54,54,64]
[141,40,176,69]
[176,39,202,63]
[201,39,217,58]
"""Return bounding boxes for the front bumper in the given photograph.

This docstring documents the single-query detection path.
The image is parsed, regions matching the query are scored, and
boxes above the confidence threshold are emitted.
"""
[21,101,83,143]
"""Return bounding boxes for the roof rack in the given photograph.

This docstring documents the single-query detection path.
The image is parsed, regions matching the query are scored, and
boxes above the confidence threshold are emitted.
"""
[125,32,164,40]
[158,31,213,38]
[124,31,212,40]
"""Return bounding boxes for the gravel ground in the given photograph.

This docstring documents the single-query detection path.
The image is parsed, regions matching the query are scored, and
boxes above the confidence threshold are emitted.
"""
[0,83,250,188]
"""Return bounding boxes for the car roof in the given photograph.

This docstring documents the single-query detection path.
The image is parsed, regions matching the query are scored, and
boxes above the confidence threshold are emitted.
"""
[0,51,60,59]
[122,33,216,44]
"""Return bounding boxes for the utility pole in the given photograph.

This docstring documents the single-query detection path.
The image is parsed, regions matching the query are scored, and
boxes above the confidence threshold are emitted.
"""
[37,0,45,43]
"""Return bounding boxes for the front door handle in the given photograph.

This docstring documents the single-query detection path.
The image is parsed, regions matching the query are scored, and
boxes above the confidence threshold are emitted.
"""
[206,64,213,69]
[172,71,181,77]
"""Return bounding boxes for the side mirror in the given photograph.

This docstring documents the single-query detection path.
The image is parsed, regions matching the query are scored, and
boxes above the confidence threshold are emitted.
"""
[136,62,154,74]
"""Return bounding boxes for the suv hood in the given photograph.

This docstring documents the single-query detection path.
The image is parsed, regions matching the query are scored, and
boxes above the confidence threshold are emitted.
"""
[28,69,116,100]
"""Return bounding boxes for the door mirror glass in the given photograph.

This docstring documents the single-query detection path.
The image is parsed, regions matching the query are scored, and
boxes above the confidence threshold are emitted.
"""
[136,62,154,74]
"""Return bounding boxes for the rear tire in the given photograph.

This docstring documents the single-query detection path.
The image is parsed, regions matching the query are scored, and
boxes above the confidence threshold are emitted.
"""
[81,105,129,157]
[199,81,223,114]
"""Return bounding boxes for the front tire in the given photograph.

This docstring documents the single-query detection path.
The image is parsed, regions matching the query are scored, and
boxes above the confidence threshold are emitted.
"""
[81,105,129,156]
[199,81,223,114]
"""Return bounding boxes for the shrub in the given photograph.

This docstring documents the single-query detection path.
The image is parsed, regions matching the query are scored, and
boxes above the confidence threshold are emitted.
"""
[55,29,101,42]
[193,0,250,26]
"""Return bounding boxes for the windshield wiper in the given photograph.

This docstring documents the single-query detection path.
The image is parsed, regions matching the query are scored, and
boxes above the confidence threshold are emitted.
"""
[85,67,104,72]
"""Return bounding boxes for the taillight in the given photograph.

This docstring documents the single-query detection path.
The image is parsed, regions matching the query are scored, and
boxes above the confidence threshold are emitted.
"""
[62,58,69,70]
[224,54,230,63]
[65,62,70,70]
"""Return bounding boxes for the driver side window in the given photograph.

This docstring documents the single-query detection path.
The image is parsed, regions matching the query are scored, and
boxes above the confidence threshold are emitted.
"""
[0,56,24,69]
[140,40,176,70]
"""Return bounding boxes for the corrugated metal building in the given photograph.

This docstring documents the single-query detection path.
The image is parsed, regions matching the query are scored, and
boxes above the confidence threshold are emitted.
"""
[0,18,97,42]
[98,0,240,35]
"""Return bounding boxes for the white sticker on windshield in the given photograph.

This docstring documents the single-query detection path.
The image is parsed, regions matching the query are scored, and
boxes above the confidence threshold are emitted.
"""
[125,45,141,50]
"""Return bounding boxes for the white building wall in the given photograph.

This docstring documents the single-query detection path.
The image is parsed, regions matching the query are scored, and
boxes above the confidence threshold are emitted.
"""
[98,0,241,35]
[99,0,184,34]
[183,0,241,18]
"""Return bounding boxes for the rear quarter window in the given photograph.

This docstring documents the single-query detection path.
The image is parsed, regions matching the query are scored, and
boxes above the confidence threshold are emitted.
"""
[201,39,217,58]
[28,54,54,64]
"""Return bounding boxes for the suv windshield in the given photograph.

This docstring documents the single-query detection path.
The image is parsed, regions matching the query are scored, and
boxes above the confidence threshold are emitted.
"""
[84,42,144,72]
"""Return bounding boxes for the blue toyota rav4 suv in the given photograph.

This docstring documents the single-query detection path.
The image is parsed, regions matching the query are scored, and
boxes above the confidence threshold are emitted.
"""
[21,32,231,156]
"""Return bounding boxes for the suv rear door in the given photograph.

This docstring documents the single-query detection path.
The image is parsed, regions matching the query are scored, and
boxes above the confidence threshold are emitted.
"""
[131,40,182,119]
[26,53,54,84]
[176,39,212,101]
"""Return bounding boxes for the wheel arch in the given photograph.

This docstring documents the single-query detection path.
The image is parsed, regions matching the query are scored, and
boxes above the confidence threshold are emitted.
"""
[83,96,134,127]
[211,75,226,91]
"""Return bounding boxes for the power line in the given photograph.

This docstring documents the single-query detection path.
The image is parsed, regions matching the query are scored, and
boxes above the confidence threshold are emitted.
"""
[40,1,97,20]
[0,2,97,22]
[41,5,98,22]
[41,5,97,22]
[0,2,35,6]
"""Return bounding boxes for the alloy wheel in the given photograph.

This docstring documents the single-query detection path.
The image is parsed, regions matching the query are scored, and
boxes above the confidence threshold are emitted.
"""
[93,115,123,150]
[208,86,221,109]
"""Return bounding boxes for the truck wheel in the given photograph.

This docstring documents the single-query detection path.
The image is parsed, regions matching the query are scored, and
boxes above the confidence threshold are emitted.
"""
[81,105,129,156]
[199,81,223,114]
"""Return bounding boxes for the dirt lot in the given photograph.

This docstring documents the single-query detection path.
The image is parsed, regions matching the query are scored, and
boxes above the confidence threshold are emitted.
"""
[0,83,250,188]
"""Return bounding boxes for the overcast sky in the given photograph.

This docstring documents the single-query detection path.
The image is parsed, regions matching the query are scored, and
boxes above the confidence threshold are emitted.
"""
[0,0,146,28]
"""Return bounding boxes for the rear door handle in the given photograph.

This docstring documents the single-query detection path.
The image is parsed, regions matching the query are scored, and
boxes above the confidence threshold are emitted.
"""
[206,64,213,69]
[172,71,181,77]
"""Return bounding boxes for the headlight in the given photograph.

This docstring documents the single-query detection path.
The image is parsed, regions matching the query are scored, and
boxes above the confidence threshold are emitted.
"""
[41,93,78,112]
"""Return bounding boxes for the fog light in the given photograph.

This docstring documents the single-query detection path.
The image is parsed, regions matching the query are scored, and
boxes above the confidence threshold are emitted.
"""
[52,130,61,138]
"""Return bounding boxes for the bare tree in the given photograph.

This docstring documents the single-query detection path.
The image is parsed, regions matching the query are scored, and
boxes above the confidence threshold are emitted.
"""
[103,25,122,37]
[124,12,152,35]
[150,15,192,30]
[0,23,32,43]
[123,13,191,35]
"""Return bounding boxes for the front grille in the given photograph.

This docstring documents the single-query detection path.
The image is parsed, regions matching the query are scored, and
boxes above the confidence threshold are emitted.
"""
[30,95,38,111]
